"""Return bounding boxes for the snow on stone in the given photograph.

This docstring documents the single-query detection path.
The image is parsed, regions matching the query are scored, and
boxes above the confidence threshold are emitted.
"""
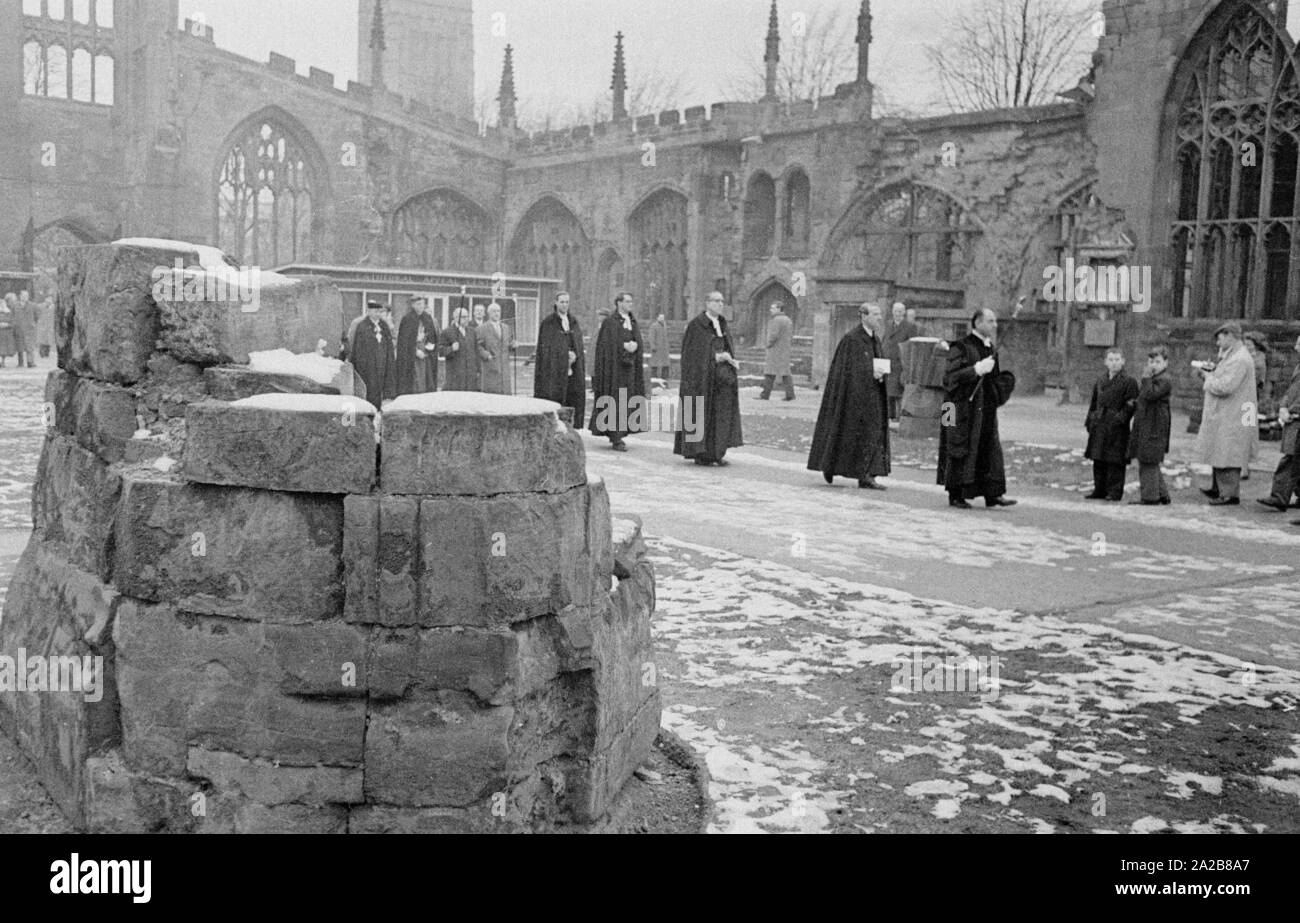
[610,518,639,546]
[248,348,347,386]
[387,392,562,417]
[1029,783,1070,803]
[233,393,377,414]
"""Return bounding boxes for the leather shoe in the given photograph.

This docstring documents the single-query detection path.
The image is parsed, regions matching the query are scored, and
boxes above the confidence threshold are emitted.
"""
[1084,493,1106,500]
[859,479,886,490]
[823,472,834,485]
[1200,488,1220,499]
[611,442,628,452]
[714,459,730,467]
[986,497,1017,508]
[1128,500,1160,505]
[1160,497,1172,505]
[1256,498,1287,512]
[949,498,973,509]
[1208,497,1240,506]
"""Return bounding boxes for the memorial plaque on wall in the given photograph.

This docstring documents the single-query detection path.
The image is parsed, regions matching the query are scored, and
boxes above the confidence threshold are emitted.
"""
[1083,319,1116,347]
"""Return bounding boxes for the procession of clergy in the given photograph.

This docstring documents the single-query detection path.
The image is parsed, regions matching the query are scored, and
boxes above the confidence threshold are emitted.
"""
[343,292,1014,497]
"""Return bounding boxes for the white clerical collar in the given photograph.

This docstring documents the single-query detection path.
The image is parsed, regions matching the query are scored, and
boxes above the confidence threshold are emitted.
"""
[559,313,569,332]
[706,312,722,335]
[976,333,992,347]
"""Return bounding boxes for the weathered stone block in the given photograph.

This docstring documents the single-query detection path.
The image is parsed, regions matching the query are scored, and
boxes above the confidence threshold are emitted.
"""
[568,693,662,822]
[417,485,608,627]
[364,691,513,808]
[32,435,122,582]
[44,369,137,464]
[113,472,344,622]
[348,803,500,834]
[181,397,377,494]
[266,621,367,698]
[368,626,519,704]
[186,747,363,805]
[0,539,120,826]
[343,495,379,624]
[156,272,342,366]
[380,393,586,496]
[137,353,208,421]
[203,365,339,402]
[377,496,420,623]
[84,750,196,834]
[57,241,194,385]
[112,599,367,775]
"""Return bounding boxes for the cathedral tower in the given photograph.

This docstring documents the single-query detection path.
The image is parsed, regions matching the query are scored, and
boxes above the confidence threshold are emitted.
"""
[358,0,475,120]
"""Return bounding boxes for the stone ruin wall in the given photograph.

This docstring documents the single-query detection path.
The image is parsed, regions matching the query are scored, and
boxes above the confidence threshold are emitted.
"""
[0,241,660,833]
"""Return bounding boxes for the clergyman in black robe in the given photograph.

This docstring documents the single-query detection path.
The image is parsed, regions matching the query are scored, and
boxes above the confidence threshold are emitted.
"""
[936,308,1016,509]
[439,306,480,391]
[589,292,645,451]
[534,292,587,425]
[673,292,744,466]
[808,302,891,489]
[349,301,397,405]
[396,297,440,395]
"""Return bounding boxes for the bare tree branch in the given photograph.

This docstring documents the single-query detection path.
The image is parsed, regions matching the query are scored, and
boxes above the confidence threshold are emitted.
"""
[723,7,857,105]
[926,0,1096,112]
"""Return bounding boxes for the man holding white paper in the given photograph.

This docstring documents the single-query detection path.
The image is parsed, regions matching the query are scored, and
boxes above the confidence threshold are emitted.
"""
[807,302,892,490]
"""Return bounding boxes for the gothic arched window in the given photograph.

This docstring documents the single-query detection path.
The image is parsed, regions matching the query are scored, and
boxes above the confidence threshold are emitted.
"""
[742,172,776,258]
[216,121,318,266]
[508,197,592,309]
[628,189,689,321]
[390,190,492,272]
[1168,3,1300,319]
[824,182,979,285]
[782,169,811,256]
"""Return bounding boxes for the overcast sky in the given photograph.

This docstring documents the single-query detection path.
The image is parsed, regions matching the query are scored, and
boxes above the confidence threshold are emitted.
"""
[174,1,1300,121]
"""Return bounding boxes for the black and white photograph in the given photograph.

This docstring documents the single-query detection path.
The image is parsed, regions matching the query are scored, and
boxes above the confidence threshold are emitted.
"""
[0,0,1296,896]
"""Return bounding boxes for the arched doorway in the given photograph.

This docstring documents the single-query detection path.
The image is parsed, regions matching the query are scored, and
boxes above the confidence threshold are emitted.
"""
[746,279,799,348]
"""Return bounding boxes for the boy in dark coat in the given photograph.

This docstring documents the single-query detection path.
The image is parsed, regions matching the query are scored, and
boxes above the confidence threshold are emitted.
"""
[807,302,890,489]
[1084,348,1139,501]
[1128,346,1173,505]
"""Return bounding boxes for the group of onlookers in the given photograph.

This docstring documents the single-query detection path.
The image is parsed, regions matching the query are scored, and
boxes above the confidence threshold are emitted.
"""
[1081,321,1300,524]
[0,291,54,368]
[340,299,516,404]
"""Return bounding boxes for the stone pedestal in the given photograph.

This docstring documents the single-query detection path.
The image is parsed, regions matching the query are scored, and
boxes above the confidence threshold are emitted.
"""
[2,240,660,833]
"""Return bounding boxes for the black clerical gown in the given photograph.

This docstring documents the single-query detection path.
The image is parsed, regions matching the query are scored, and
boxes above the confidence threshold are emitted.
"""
[349,317,397,404]
[439,323,480,391]
[396,311,439,395]
[937,333,1006,499]
[673,311,744,461]
[589,309,645,438]
[807,324,891,480]
[535,311,587,423]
